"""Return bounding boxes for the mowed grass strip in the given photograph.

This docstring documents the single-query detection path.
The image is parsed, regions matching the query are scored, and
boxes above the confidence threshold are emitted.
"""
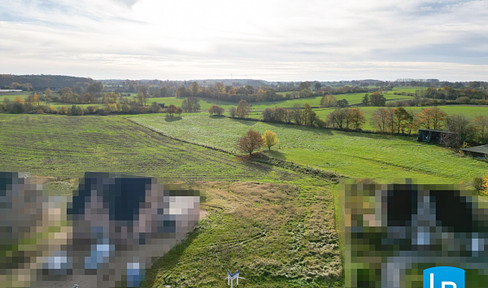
[0,114,293,182]
[132,114,488,183]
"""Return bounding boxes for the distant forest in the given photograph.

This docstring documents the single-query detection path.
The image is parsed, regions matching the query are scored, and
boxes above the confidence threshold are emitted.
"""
[0,74,94,90]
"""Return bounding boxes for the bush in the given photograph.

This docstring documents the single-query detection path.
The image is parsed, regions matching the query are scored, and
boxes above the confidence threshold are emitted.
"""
[70,105,84,116]
[336,99,349,107]
[208,105,224,116]
[10,102,24,114]
[456,96,471,104]
[84,106,98,114]
[151,102,162,113]
[229,107,237,118]
[472,176,485,192]
[57,106,69,115]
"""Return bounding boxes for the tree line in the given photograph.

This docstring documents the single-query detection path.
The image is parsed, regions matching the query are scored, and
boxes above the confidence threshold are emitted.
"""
[369,107,487,144]
[259,103,488,147]
[0,74,93,90]
[0,96,175,116]
[332,106,488,148]
[321,89,488,111]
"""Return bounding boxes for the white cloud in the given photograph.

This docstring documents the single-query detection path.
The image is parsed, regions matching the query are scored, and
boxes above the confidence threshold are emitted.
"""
[0,0,487,80]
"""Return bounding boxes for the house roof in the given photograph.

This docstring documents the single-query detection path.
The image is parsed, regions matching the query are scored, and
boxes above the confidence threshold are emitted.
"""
[462,144,488,155]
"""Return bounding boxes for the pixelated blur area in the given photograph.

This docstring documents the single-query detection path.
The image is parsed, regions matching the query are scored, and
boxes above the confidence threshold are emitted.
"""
[344,181,488,288]
[0,172,200,288]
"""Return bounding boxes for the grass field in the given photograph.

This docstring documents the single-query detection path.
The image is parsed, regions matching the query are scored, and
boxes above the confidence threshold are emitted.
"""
[126,86,418,114]
[144,180,342,288]
[132,114,488,184]
[313,105,488,131]
[0,87,417,116]
[0,114,291,182]
[0,92,30,101]
[0,114,342,288]
[1,89,487,287]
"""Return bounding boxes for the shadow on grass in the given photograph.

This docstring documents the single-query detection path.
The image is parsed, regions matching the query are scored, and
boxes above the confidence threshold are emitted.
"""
[164,116,183,122]
[236,153,274,173]
[263,149,286,160]
[264,121,334,135]
[231,118,258,126]
[141,228,201,288]
[209,115,226,119]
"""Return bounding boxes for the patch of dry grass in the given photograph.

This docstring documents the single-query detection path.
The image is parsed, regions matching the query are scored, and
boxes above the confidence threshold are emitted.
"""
[144,181,343,288]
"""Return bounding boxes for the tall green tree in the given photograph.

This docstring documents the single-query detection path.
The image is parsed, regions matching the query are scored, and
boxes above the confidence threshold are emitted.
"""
[182,97,200,112]
[393,107,413,134]
[369,91,386,106]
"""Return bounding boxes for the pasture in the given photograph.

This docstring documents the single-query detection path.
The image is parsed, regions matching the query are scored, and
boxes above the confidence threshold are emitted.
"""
[0,114,292,181]
[0,114,342,288]
[0,91,30,101]
[132,114,488,184]
[1,91,487,287]
[0,86,417,116]
[124,86,418,114]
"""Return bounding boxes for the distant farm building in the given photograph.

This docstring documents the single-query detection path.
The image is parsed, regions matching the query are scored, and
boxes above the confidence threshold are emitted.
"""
[417,129,455,144]
[462,144,488,160]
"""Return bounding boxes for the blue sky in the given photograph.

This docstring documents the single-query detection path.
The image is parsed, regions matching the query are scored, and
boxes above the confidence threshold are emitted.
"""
[0,0,487,81]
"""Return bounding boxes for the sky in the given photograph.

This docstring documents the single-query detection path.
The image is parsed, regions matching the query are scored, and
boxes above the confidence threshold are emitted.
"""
[0,0,487,81]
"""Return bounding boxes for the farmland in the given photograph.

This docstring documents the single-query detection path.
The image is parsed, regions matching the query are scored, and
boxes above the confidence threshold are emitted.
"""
[1,89,488,287]
[0,91,30,101]
[0,86,416,115]
[132,114,488,184]
[0,114,295,181]
[145,87,417,113]
[0,114,342,288]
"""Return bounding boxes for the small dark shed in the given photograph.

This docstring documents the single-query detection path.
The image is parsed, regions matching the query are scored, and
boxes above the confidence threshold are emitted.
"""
[417,129,455,144]
[462,144,488,159]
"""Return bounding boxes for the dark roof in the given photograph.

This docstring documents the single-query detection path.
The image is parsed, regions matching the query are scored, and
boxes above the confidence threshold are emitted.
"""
[462,144,488,155]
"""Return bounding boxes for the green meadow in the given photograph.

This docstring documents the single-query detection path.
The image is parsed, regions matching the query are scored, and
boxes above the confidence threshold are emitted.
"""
[131,114,488,184]
[0,114,288,181]
[0,86,416,115]
[1,89,487,287]
[0,91,31,101]
[0,114,342,288]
